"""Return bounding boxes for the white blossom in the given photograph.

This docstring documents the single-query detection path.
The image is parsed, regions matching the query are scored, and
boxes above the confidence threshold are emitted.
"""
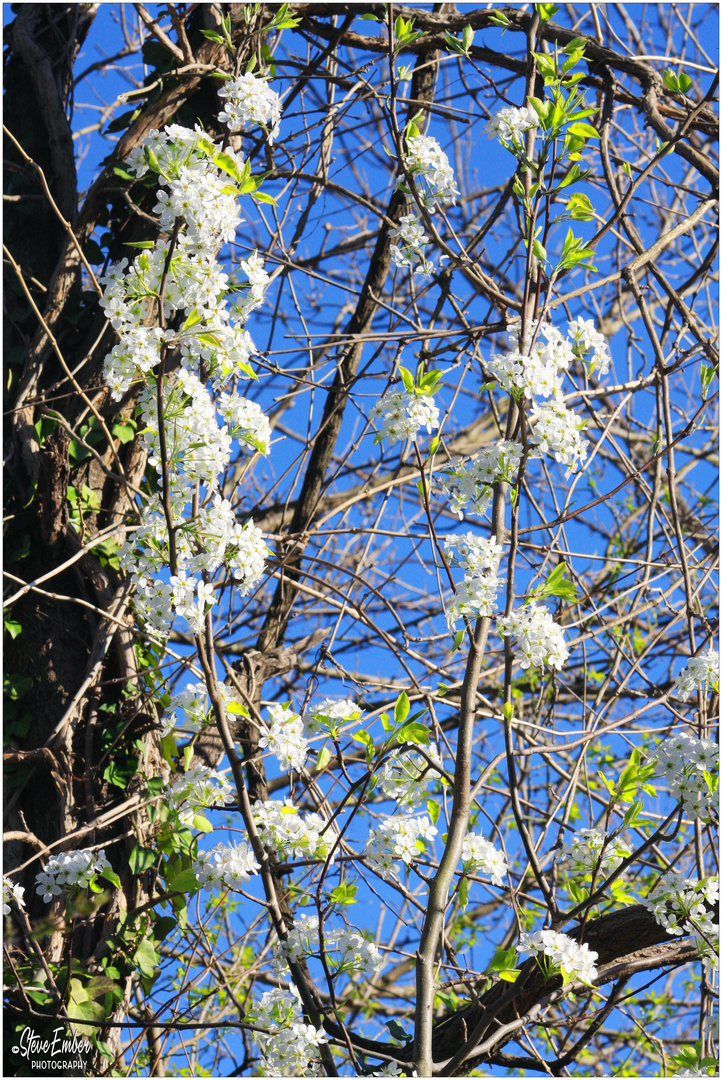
[498,601,569,671]
[378,745,443,811]
[193,840,261,891]
[365,816,437,880]
[220,391,272,454]
[249,985,328,1078]
[518,928,599,985]
[529,398,589,476]
[641,871,719,972]
[253,799,336,861]
[273,914,382,978]
[461,832,508,886]
[35,849,110,903]
[218,72,282,142]
[439,442,522,518]
[389,213,436,277]
[303,697,362,737]
[650,732,719,822]
[370,388,439,446]
[486,105,539,146]
[446,572,501,629]
[260,704,308,771]
[398,134,459,210]
[3,877,25,915]
[674,648,719,701]
[166,763,236,826]
[558,828,632,877]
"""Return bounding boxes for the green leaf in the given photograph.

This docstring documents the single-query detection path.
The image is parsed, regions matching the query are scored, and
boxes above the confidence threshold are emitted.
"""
[458,875,469,909]
[396,722,430,745]
[385,1019,412,1043]
[133,939,158,979]
[213,151,242,183]
[451,630,464,653]
[4,673,32,700]
[567,192,595,221]
[4,620,22,640]
[329,881,358,905]
[426,799,441,825]
[538,561,579,600]
[252,189,277,205]
[192,814,213,833]
[129,845,156,875]
[700,363,716,399]
[394,691,410,726]
[201,29,224,43]
[316,745,332,772]
[399,366,415,394]
[567,121,599,139]
[169,867,201,895]
[359,12,379,19]
[677,71,692,93]
[99,868,122,890]
[182,309,204,331]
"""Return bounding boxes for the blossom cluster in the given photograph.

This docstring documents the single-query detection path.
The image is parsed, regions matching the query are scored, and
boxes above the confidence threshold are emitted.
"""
[165,763,235,826]
[398,134,459,210]
[378,746,443,811]
[444,532,502,629]
[518,928,599,985]
[389,213,437,278]
[641,870,719,972]
[253,799,336,861]
[487,104,539,146]
[674,648,719,701]
[273,913,382,977]
[365,816,437,880]
[498,600,569,671]
[249,986,328,1076]
[461,832,508,886]
[302,698,363,738]
[35,849,110,904]
[391,131,458,275]
[217,73,282,142]
[369,388,439,446]
[558,828,632,877]
[259,704,309,771]
[439,442,523,519]
[193,840,261,891]
[101,86,279,640]
[161,679,236,738]
[2,876,25,915]
[650,732,718,822]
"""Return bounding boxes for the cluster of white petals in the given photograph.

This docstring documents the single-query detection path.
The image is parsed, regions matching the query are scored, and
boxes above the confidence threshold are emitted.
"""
[444,531,503,628]
[303,698,362,737]
[260,704,309,771]
[249,986,328,1076]
[439,442,522,519]
[370,388,440,446]
[674,648,719,701]
[518,928,599,985]
[641,871,719,972]
[488,320,575,401]
[378,746,443,811]
[486,104,539,145]
[3,876,25,915]
[193,840,261,891]
[530,398,589,476]
[161,680,224,737]
[218,72,282,142]
[389,213,436,277]
[253,799,335,861]
[498,600,569,671]
[398,134,459,210]
[273,913,382,978]
[365,816,437,880]
[558,828,632,877]
[650,732,719,822]
[230,252,271,322]
[165,764,235,826]
[101,103,277,640]
[461,832,508,886]
[35,849,110,903]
